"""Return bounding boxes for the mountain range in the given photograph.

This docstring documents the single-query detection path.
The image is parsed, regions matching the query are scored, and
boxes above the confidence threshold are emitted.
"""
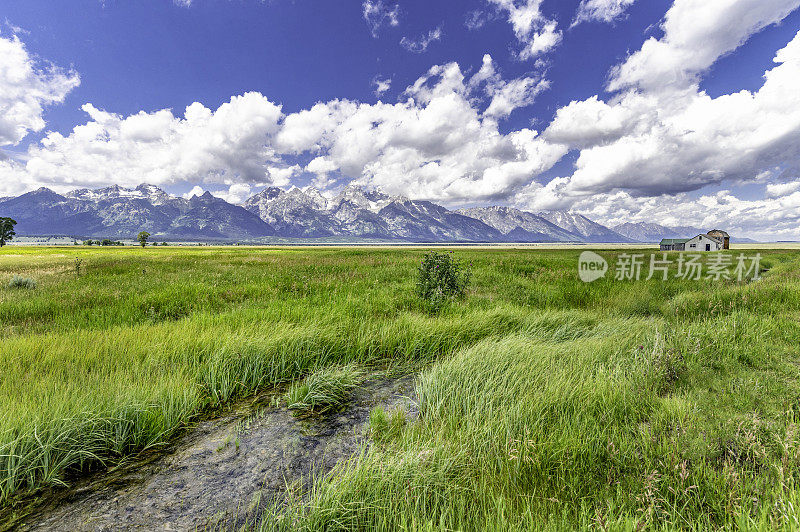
[0,184,739,243]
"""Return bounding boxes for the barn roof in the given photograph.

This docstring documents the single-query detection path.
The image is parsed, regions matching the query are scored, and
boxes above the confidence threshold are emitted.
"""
[660,238,689,245]
[697,234,723,244]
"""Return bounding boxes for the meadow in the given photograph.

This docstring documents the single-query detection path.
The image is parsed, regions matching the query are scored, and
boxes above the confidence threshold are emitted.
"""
[1,245,800,530]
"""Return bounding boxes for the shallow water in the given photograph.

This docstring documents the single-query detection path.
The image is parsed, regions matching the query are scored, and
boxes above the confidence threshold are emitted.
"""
[7,375,416,531]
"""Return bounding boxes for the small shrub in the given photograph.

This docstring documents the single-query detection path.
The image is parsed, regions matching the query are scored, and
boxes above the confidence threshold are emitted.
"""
[286,364,363,417]
[416,251,471,312]
[8,275,37,290]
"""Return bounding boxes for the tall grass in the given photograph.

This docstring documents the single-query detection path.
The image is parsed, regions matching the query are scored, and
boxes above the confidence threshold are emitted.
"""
[2,245,800,529]
[252,249,800,531]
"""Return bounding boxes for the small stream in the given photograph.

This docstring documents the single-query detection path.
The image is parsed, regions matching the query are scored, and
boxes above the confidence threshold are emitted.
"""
[5,375,417,531]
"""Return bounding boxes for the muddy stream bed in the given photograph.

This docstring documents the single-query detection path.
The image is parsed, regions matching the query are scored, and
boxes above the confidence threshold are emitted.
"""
[3,375,417,531]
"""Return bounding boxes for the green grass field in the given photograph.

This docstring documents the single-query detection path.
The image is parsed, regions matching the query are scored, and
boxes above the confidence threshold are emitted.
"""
[2,246,800,530]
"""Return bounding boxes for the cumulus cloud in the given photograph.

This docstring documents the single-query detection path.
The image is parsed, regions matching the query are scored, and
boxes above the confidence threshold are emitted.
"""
[275,60,561,201]
[305,157,338,189]
[218,183,253,204]
[543,12,800,199]
[521,0,800,239]
[6,52,565,201]
[486,0,562,59]
[182,185,205,199]
[766,180,800,197]
[608,0,800,92]
[578,188,800,241]
[0,32,80,146]
[571,0,636,27]
[21,92,283,190]
[306,156,337,175]
[2,52,555,204]
[508,177,800,240]
[362,0,400,38]
[181,183,252,204]
[471,0,800,239]
[400,26,443,53]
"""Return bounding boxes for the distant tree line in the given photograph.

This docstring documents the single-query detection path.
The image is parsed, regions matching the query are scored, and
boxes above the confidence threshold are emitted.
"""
[0,220,173,247]
[83,239,125,246]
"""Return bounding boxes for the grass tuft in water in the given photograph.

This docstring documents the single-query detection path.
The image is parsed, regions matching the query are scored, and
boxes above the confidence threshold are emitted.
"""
[286,365,363,417]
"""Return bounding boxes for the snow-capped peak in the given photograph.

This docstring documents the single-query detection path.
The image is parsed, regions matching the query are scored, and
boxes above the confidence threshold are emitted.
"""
[330,185,393,213]
[65,183,172,204]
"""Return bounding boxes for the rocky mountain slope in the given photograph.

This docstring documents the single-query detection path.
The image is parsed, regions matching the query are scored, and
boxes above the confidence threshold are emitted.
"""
[612,222,704,242]
[456,206,581,242]
[1,186,274,239]
[0,183,671,243]
[538,211,633,243]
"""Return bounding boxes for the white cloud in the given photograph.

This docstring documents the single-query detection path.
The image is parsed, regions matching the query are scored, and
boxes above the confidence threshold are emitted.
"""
[306,156,337,175]
[545,94,649,148]
[0,159,40,196]
[266,164,301,187]
[0,50,551,204]
[469,54,549,118]
[508,0,800,238]
[0,55,555,203]
[183,185,205,199]
[400,26,442,53]
[543,23,800,198]
[217,183,252,204]
[486,0,562,59]
[485,76,549,118]
[305,157,338,189]
[571,0,636,27]
[580,188,800,241]
[0,32,80,146]
[20,92,283,190]
[766,180,800,197]
[182,183,251,204]
[4,19,29,35]
[276,60,562,202]
[372,75,392,96]
[608,0,800,92]
[362,0,400,38]
[7,0,800,239]
[465,10,489,30]
[508,178,800,240]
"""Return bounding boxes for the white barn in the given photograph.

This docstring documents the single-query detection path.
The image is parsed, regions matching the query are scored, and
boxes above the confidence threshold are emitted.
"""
[684,234,723,252]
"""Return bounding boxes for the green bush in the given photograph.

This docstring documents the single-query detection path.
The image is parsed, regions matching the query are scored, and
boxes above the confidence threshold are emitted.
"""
[416,251,471,312]
[8,275,37,290]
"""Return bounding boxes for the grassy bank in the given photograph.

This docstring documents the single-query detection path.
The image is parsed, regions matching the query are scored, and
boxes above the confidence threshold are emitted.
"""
[1,246,799,529]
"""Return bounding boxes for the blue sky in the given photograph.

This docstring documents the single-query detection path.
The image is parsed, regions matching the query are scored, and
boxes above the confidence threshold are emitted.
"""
[2,0,800,239]
[4,0,676,135]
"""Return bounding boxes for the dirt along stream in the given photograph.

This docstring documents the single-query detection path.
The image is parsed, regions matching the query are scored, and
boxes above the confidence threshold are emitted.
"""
[5,374,417,531]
